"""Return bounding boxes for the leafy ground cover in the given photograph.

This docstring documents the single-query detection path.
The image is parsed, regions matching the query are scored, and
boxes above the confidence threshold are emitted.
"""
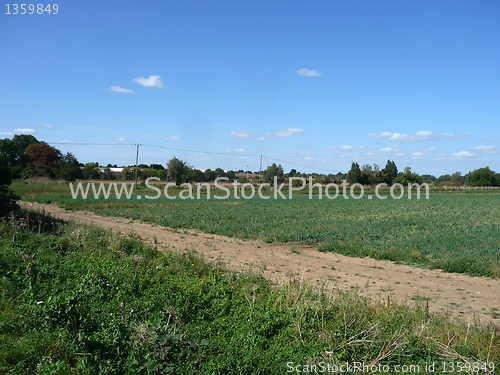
[1,210,499,374]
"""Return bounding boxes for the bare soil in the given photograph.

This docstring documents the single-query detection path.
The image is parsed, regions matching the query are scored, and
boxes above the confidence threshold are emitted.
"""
[21,201,500,326]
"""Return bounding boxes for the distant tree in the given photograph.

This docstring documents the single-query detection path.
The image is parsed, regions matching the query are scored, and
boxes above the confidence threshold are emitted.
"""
[185,169,205,183]
[0,153,19,217]
[167,157,190,185]
[466,167,499,187]
[377,160,398,185]
[287,169,297,177]
[263,163,284,183]
[421,174,437,183]
[360,164,376,185]
[437,174,451,184]
[149,163,165,170]
[450,172,464,186]
[393,167,423,185]
[204,169,216,182]
[226,170,236,181]
[214,168,227,178]
[82,162,101,180]
[56,152,83,181]
[346,162,362,184]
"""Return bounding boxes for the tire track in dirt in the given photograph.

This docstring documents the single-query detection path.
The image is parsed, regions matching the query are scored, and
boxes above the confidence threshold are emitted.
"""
[21,201,500,326]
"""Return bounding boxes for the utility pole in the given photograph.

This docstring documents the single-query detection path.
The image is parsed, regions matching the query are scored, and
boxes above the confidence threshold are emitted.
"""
[258,155,263,183]
[134,143,141,189]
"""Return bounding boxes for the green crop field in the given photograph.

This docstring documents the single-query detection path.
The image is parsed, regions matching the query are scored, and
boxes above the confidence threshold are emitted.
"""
[13,181,500,277]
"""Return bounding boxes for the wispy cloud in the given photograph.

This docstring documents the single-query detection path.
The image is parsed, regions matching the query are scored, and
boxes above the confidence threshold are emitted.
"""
[256,137,266,141]
[368,131,392,138]
[452,151,475,158]
[43,124,53,128]
[327,145,353,150]
[304,156,314,160]
[368,131,470,142]
[162,136,180,141]
[0,131,14,136]
[472,145,500,154]
[297,68,321,77]
[234,149,245,152]
[132,75,164,88]
[412,152,424,157]
[110,86,134,93]
[113,137,125,141]
[264,128,304,138]
[230,130,252,139]
[13,128,35,134]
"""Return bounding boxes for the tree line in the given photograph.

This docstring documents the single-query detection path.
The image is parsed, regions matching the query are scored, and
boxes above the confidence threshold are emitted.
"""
[2,135,500,217]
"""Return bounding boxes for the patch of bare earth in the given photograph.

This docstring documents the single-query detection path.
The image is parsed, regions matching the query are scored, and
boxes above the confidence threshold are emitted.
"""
[21,201,500,326]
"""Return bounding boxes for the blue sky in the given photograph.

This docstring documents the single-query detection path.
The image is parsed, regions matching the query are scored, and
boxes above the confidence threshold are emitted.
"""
[1,0,499,176]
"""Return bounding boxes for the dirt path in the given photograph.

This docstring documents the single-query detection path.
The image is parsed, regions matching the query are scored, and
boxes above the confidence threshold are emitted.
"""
[22,201,500,326]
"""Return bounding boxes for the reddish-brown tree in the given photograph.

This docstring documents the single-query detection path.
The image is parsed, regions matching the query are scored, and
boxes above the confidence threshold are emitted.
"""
[26,143,62,169]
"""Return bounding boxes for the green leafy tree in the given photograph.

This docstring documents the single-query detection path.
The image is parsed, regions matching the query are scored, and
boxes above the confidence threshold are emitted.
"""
[346,162,362,184]
[0,154,19,217]
[82,162,101,180]
[56,152,83,181]
[263,163,284,183]
[167,157,190,185]
[149,163,165,170]
[0,134,40,177]
[378,160,398,185]
[450,172,464,186]
[393,167,423,185]
[466,167,499,187]
[185,169,205,183]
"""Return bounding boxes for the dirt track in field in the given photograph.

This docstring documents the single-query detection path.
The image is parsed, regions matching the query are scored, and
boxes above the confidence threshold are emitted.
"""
[21,201,500,326]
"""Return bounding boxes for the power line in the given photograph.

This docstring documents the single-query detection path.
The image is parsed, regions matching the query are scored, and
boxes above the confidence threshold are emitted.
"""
[43,141,338,173]
[265,156,336,173]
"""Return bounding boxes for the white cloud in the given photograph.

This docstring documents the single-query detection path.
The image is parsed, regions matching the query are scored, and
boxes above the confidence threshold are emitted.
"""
[368,131,469,142]
[368,131,392,138]
[162,136,180,141]
[327,145,353,150]
[453,151,475,158]
[256,137,266,141]
[43,124,53,128]
[412,152,424,157]
[13,128,35,134]
[230,130,252,138]
[60,140,75,144]
[264,128,304,138]
[0,131,14,136]
[116,138,125,141]
[297,68,321,77]
[472,145,500,154]
[304,156,314,160]
[235,149,245,152]
[132,75,164,88]
[110,86,133,93]
[443,132,470,140]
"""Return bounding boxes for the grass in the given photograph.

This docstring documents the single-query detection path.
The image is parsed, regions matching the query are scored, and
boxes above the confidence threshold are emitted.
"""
[13,180,500,278]
[1,209,499,374]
